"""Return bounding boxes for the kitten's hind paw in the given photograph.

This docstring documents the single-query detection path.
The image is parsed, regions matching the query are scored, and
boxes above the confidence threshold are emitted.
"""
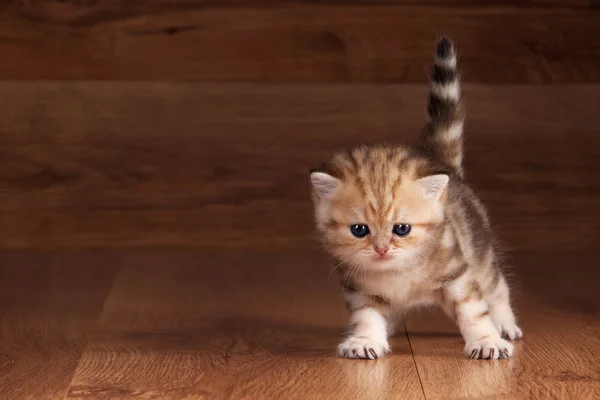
[338,336,390,360]
[464,337,514,360]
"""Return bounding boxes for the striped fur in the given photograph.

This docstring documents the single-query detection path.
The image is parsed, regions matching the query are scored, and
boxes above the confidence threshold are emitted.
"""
[421,38,466,178]
[309,38,522,361]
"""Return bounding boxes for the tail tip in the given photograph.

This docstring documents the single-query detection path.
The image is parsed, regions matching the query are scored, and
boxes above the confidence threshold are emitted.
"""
[436,37,453,59]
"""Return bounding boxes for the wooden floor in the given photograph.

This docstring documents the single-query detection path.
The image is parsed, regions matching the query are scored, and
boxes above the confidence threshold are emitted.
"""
[1,249,599,399]
[1,1,600,399]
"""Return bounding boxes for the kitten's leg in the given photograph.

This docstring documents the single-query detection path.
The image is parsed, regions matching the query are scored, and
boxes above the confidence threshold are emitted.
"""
[485,271,523,340]
[339,291,390,360]
[435,290,456,322]
[386,313,401,336]
[442,274,514,360]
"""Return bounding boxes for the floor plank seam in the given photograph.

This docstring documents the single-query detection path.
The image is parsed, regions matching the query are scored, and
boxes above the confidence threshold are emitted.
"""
[61,350,87,400]
[61,266,121,400]
[404,323,427,400]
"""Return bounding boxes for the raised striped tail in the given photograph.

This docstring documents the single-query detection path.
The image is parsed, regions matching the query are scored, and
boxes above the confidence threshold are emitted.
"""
[421,37,466,178]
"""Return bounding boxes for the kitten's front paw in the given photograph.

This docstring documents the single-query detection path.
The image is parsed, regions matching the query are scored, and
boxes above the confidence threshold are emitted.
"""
[496,323,523,341]
[464,337,514,360]
[338,336,390,360]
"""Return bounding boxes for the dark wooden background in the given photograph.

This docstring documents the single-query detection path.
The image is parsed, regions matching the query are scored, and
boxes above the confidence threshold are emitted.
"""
[1,1,599,252]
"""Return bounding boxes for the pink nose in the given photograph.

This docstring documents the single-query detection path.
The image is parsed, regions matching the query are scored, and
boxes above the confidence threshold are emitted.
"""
[375,247,389,256]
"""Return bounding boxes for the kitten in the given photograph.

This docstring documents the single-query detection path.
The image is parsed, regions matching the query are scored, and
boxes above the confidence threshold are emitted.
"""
[309,38,522,360]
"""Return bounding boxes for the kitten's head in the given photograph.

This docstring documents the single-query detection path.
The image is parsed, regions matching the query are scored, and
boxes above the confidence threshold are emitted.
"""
[310,145,450,271]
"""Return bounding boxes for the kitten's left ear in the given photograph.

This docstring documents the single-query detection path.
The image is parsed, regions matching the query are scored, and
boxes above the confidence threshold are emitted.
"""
[310,172,340,199]
[416,174,449,201]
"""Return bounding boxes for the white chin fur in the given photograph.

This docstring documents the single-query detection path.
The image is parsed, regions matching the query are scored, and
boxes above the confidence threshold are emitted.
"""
[365,256,412,272]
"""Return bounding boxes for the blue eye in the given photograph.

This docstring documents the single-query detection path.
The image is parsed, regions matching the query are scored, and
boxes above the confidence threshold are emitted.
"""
[393,224,411,236]
[350,224,370,238]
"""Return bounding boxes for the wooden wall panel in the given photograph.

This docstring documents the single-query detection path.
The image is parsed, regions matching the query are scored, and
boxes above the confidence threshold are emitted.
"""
[1,83,598,250]
[0,3,598,82]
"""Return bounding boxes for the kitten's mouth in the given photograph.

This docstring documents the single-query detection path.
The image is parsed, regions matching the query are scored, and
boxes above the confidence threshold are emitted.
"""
[373,255,393,262]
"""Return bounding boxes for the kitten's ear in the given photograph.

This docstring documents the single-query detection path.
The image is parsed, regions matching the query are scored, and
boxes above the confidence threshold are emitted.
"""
[416,174,449,201]
[310,172,340,199]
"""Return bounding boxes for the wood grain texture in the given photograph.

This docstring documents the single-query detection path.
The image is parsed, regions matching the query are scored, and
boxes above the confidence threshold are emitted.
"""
[1,3,599,82]
[404,250,600,400]
[2,250,598,399]
[1,83,599,251]
[0,252,119,400]
[65,251,424,399]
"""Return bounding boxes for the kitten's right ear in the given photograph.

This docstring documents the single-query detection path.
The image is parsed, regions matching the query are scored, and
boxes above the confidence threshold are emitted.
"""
[310,172,340,199]
[416,174,449,201]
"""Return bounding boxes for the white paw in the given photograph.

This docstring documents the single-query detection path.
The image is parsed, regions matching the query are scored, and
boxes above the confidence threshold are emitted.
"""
[338,336,390,360]
[464,336,514,360]
[500,324,523,341]
[494,321,523,341]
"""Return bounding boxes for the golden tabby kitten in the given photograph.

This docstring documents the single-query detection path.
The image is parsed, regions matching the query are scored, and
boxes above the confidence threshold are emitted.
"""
[309,38,522,360]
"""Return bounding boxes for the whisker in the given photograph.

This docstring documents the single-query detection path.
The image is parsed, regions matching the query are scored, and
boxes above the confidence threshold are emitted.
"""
[327,258,347,281]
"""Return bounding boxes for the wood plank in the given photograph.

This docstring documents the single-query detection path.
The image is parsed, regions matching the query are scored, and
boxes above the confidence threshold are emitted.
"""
[404,250,600,399]
[0,252,119,400]
[1,4,599,82]
[66,251,424,399]
[3,0,596,14]
[1,83,599,251]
